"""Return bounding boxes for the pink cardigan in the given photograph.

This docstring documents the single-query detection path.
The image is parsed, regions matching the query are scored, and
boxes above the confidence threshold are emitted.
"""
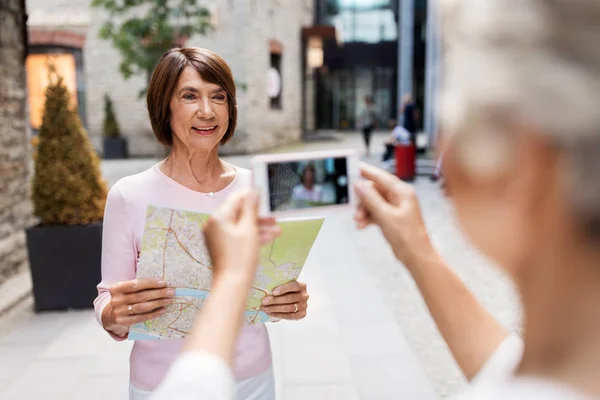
[94,164,272,391]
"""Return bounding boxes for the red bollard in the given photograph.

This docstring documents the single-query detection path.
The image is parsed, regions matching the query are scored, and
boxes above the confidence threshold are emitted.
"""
[394,143,416,181]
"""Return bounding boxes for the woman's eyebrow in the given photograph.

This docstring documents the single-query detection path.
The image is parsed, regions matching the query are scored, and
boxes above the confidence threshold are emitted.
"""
[179,86,200,94]
[178,87,225,94]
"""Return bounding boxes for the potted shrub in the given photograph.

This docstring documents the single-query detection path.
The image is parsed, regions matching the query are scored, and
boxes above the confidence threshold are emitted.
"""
[26,73,108,311]
[102,94,129,159]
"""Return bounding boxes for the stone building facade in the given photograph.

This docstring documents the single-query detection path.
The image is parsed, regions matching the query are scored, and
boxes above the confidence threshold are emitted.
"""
[0,0,33,283]
[26,0,314,156]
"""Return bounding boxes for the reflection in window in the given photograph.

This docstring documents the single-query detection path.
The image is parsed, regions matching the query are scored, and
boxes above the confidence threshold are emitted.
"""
[26,53,79,130]
[269,52,283,109]
[340,0,389,9]
[322,0,397,43]
[334,8,396,43]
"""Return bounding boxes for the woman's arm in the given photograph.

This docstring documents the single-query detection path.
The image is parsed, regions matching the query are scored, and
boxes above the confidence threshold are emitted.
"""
[94,185,137,338]
[95,185,172,339]
[151,191,280,400]
[183,191,273,364]
[355,164,508,380]
[150,272,253,400]
[182,271,253,365]
[407,250,509,380]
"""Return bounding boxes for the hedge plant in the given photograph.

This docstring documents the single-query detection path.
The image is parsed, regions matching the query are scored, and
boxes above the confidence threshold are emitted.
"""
[32,72,108,225]
[102,94,121,139]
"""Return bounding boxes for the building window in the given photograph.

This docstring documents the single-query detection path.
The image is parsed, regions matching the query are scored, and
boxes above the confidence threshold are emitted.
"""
[268,52,283,109]
[319,0,397,43]
[26,46,86,132]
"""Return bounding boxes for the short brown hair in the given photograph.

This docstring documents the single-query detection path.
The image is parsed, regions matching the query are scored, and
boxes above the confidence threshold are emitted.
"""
[300,164,316,185]
[147,47,237,146]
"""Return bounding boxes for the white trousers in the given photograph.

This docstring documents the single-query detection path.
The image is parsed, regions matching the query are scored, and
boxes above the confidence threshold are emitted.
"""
[129,366,276,400]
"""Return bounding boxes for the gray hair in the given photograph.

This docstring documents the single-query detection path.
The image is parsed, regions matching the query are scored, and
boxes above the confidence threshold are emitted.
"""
[438,0,600,238]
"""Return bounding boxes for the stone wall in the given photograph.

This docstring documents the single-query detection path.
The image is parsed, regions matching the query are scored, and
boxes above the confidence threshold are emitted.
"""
[26,0,157,156]
[0,0,33,284]
[206,0,314,154]
[26,0,314,156]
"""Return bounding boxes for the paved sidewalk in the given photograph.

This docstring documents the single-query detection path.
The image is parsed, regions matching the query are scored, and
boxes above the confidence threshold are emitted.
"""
[0,133,439,399]
[0,212,436,399]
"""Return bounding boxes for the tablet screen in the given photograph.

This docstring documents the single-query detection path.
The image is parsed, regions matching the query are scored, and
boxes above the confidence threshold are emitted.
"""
[267,157,350,212]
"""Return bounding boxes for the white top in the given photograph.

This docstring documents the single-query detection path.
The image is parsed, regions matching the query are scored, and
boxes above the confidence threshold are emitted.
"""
[456,334,593,400]
[391,125,411,144]
[151,351,234,400]
[291,184,324,205]
[152,334,595,399]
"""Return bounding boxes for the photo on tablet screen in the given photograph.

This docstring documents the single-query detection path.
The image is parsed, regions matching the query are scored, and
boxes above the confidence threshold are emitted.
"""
[267,157,349,212]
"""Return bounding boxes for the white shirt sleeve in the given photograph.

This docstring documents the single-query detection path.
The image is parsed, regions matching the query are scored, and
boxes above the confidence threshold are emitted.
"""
[457,335,593,400]
[151,351,235,400]
[471,333,524,385]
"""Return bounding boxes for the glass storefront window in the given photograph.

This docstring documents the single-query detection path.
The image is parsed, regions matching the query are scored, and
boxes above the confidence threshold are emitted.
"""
[26,46,86,133]
[26,53,79,130]
[316,66,395,130]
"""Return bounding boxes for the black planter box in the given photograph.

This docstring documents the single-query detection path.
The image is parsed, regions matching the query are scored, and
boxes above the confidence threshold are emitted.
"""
[26,223,103,311]
[103,137,129,159]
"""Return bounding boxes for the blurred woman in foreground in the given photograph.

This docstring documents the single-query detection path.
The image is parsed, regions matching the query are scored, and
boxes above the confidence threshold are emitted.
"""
[355,0,600,398]
[153,0,600,398]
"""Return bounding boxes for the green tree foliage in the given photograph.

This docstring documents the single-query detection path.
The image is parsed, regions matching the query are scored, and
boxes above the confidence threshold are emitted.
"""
[32,72,108,225]
[91,0,213,88]
[102,94,121,139]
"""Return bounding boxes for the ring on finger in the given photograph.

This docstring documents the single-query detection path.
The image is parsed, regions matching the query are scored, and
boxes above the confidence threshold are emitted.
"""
[293,303,299,313]
[128,304,135,315]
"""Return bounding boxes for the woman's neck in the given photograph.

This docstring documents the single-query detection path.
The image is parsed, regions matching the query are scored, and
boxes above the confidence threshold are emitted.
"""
[161,146,234,192]
[516,238,600,397]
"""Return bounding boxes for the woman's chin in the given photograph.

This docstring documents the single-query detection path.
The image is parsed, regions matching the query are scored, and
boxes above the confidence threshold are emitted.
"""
[171,128,227,152]
[185,133,224,150]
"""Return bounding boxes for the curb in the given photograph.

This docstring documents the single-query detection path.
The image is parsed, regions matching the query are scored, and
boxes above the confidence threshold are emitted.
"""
[0,270,32,318]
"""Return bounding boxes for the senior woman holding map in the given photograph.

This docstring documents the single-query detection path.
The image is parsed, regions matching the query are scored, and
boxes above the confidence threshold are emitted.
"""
[94,47,309,400]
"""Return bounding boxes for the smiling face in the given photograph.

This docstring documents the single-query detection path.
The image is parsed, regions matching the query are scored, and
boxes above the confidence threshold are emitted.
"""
[168,67,229,152]
[147,47,237,150]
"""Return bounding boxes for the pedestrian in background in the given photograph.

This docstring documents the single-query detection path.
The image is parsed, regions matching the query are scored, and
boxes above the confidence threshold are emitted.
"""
[359,95,378,157]
[400,93,419,146]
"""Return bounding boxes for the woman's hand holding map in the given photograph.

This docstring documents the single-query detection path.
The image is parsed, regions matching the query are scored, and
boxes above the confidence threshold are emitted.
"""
[102,278,176,338]
[261,281,309,321]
